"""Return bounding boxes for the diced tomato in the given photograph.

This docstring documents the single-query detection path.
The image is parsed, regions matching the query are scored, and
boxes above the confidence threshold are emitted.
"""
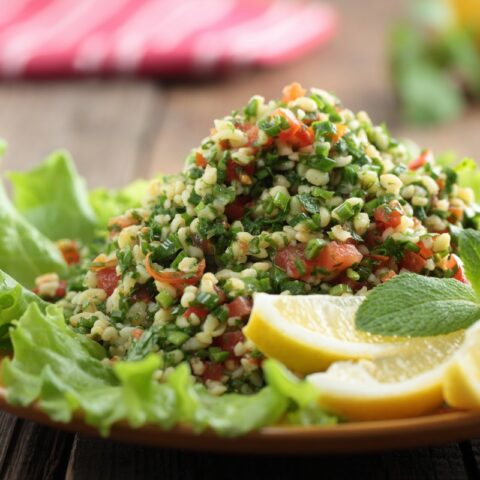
[131,285,153,303]
[446,254,468,284]
[225,195,250,222]
[449,206,464,222]
[145,254,205,289]
[131,329,144,340]
[96,267,120,296]
[282,82,306,103]
[275,108,315,148]
[202,362,224,382]
[417,241,433,259]
[214,285,227,304]
[401,251,426,273]
[365,228,383,248]
[51,280,68,298]
[215,331,245,356]
[56,240,80,265]
[195,152,207,168]
[226,159,256,184]
[374,206,402,231]
[226,297,252,318]
[408,149,433,170]
[275,242,363,281]
[331,124,347,144]
[367,254,391,267]
[184,306,209,320]
[380,270,396,283]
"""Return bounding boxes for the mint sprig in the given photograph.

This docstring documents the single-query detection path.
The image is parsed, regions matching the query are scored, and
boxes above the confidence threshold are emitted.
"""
[356,229,480,337]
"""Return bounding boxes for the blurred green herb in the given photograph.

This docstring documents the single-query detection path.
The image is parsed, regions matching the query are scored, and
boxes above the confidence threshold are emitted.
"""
[390,0,480,124]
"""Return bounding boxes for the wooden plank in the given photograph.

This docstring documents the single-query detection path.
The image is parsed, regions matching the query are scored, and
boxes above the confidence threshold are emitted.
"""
[0,79,164,188]
[0,420,74,480]
[0,413,19,468]
[66,436,469,480]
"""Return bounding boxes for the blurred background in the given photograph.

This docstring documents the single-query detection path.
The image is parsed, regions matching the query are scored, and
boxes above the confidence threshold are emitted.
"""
[0,0,479,188]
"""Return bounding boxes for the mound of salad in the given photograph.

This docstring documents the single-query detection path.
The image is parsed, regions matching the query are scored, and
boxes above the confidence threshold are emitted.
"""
[0,84,479,436]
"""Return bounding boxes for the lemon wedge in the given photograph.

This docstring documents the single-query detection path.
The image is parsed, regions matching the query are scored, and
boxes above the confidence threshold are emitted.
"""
[308,331,464,421]
[443,323,480,410]
[244,293,459,374]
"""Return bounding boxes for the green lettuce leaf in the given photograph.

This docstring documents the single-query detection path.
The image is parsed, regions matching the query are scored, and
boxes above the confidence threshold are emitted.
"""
[0,269,46,329]
[263,359,338,426]
[168,364,288,437]
[7,151,98,242]
[0,182,66,288]
[89,180,149,228]
[2,304,177,434]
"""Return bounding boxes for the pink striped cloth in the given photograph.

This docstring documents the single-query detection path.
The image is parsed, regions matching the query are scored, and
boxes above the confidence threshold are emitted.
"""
[0,0,337,77]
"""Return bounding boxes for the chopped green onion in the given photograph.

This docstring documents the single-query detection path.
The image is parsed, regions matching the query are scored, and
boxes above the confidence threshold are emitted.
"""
[273,191,290,211]
[309,157,337,172]
[294,258,307,276]
[329,284,352,296]
[312,187,334,200]
[213,305,229,323]
[167,331,190,346]
[244,97,259,117]
[312,120,337,137]
[314,142,331,157]
[155,291,175,309]
[346,268,360,281]
[209,347,230,363]
[332,202,354,222]
[305,238,327,260]
[194,291,220,310]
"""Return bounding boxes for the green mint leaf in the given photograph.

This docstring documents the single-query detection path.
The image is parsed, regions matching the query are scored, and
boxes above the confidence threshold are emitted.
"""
[459,229,480,298]
[355,273,480,336]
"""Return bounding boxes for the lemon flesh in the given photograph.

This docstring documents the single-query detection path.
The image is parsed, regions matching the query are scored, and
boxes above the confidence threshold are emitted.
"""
[443,323,480,410]
[309,331,463,421]
[244,293,461,374]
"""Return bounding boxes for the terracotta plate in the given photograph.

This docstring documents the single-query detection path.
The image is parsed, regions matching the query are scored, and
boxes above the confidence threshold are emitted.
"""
[1,386,480,454]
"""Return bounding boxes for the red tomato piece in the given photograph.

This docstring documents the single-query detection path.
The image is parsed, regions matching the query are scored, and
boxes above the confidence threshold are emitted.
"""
[96,267,120,296]
[408,149,433,170]
[446,254,469,284]
[131,329,144,340]
[275,108,315,148]
[374,206,402,231]
[417,241,433,259]
[195,152,207,168]
[184,306,209,320]
[57,240,80,265]
[145,254,205,289]
[202,362,224,382]
[225,196,250,222]
[275,242,363,281]
[215,331,245,356]
[131,286,153,303]
[226,297,252,318]
[226,159,256,184]
[401,251,427,273]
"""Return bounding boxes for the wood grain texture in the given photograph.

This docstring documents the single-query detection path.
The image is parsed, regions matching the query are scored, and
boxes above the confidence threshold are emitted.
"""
[0,421,74,480]
[0,79,163,188]
[66,436,471,480]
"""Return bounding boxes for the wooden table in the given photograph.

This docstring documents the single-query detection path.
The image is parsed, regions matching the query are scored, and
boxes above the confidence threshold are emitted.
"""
[1,0,480,478]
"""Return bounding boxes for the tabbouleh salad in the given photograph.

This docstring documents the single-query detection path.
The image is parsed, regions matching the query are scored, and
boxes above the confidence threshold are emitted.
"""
[32,83,476,396]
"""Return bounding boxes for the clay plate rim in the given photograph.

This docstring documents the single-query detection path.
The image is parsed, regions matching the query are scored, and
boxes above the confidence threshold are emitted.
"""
[1,386,480,454]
